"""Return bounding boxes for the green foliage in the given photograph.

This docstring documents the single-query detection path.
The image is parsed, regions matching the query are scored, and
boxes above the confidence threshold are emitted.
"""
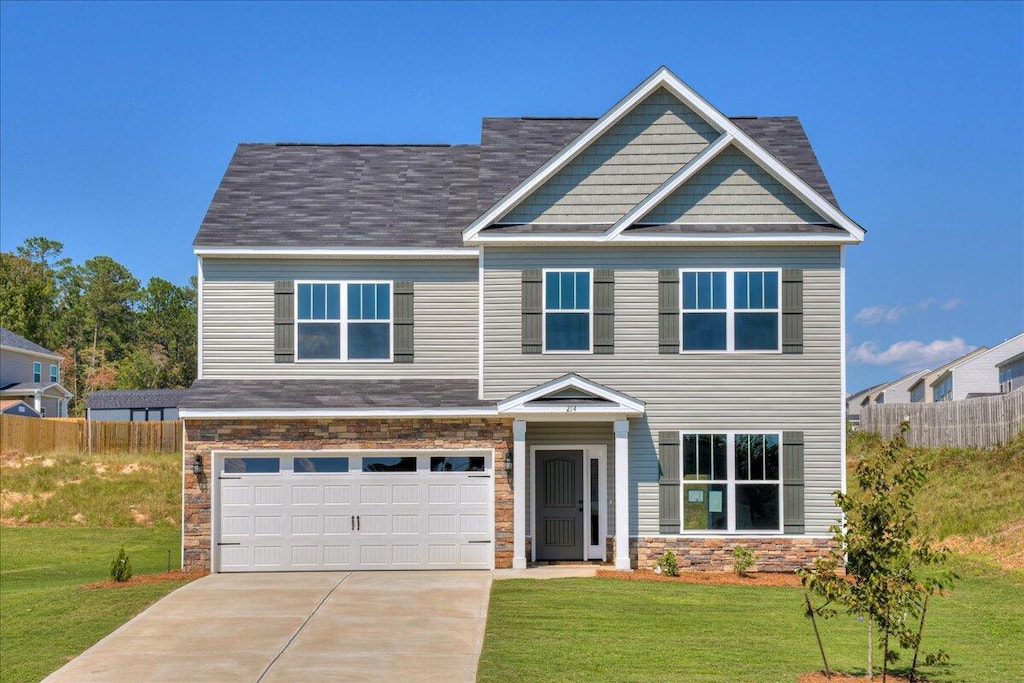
[732,546,756,576]
[655,550,679,577]
[0,237,197,415]
[108,546,133,582]
[803,421,957,676]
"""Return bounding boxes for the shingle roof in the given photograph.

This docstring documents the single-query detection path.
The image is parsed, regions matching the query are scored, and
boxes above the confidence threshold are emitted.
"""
[0,328,58,357]
[180,379,491,411]
[194,115,840,248]
[86,389,189,410]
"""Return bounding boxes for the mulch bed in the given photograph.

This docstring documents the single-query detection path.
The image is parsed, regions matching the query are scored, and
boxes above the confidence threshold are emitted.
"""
[83,569,208,590]
[596,568,803,587]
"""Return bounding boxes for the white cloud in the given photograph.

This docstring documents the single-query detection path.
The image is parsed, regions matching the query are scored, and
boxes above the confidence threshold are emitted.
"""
[940,297,964,311]
[848,336,975,370]
[855,305,907,326]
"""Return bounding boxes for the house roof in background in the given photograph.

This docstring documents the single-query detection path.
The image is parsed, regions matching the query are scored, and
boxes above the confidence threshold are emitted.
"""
[86,389,189,410]
[0,381,73,398]
[193,112,840,249]
[996,350,1024,369]
[0,327,60,358]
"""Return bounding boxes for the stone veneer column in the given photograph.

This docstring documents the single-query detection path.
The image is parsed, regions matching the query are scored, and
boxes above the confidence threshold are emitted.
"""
[614,418,631,570]
[512,419,528,569]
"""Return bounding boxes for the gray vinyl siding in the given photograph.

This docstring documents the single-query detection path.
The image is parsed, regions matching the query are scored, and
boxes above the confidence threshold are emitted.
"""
[201,258,478,379]
[525,421,616,538]
[0,348,54,386]
[501,88,719,224]
[641,146,825,224]
[483,246,843,536]
[89,408,132,422]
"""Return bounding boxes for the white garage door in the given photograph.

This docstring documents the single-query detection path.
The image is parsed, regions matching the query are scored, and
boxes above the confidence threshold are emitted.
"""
[215,452,493,572]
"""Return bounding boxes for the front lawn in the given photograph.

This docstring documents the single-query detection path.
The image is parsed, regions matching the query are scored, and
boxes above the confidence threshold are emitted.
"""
[478,567,1024,682]
[0,527,188,683]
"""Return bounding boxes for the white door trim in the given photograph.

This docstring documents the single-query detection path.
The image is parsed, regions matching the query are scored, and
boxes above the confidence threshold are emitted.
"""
[528,444,608,563]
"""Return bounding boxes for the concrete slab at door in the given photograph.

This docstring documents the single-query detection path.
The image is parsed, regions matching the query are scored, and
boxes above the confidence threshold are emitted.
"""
[536,449,584,560]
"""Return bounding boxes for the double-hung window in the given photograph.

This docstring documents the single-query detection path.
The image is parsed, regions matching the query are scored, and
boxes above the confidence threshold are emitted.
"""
[544,269,592,352]
[49,364,59,383]
[680,269,780,352]
[933,376,953,402]
[680,431,782,532]
[32,361,41,383]
[296,281,392,361]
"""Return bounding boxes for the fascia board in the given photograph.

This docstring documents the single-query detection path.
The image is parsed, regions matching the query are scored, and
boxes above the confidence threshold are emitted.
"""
[0,344,63,361]
[179,407,499,420]
[194,247,479,258]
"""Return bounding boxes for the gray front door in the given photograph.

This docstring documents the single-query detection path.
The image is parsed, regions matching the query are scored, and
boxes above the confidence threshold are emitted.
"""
[536,450,584,561]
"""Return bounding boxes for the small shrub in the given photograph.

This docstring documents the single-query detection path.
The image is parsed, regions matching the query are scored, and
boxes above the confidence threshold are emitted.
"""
[109,546,133,582]
[733,546,756,576]
[654,550,679,577]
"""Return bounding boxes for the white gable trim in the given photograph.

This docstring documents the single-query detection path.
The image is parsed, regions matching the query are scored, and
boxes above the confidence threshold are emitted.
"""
[463,66,864,244]
[0,344,64,362]
[605,132,734,238]
[472,232,860,246]
[497,373,646,415]
[194,246,479,258]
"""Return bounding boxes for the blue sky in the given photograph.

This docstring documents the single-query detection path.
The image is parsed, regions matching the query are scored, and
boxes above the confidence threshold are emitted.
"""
[1,1,1021,392]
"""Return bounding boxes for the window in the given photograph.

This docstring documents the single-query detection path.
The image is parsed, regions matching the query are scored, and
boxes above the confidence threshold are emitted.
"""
[999,360,1024,393]
[295,457,349,473]
[933,376,953,402]
[680,269,780,352]
[362,456,416,473]
[223,457,280,474]
[909,383,925,403]
[32,361,41,383]
[131,409,147,422]
[49,364,59,383]
[680,432,782,532]
[295,281,392,361]
[544,270,592,352]
[429,456,485,472]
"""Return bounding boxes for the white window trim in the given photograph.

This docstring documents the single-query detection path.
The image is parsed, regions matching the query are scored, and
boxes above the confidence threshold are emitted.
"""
[32,361,41,383]
[678,430,784,534]
[49,364,59,383]
[293,280,395,363]
[679,267,782,354]
[541,268,594,354]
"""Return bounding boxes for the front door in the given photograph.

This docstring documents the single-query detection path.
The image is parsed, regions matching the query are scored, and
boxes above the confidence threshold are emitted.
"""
[536,450,584,561]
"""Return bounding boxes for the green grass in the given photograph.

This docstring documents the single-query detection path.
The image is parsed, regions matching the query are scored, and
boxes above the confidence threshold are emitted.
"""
[1,450,181,526]
[0,527,187,683]
[478,572,1024,682]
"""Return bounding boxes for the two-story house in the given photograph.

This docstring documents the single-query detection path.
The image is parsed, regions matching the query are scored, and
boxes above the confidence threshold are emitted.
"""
[906,346,989,403]
[0,327,72,417]
[180,67,865,574]
[928,332,1024,401]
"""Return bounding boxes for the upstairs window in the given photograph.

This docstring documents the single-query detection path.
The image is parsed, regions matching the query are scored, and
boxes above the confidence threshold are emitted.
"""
[999,360,1024,393]
[933,376,953,402]
[32,361,41,383]
[681,269,780,352]
[544,270,592,352]
[909,383,925,403]
[49,364,59,383]
[296,281,392,361]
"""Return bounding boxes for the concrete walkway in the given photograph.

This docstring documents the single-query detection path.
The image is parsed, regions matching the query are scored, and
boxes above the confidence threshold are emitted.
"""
[44,571,492,683]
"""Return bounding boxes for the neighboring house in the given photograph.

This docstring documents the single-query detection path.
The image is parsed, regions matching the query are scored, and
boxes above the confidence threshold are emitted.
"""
[0,327,72,417]
[907,346,990,403]
[928,333,1024,401]
[0,399,42,418]
[997,351,1024,394]
[846,381,886,426]
[864,368,931,407]
[180,66,865,575]
[86,389,188,422]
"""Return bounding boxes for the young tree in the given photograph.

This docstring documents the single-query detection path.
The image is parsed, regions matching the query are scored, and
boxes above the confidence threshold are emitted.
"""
[801,421,953,681]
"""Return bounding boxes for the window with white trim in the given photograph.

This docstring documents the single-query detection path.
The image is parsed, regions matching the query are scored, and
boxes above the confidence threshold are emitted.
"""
[32,361,41,383]
[49,364,59,383]
[681,432,782,532]
[680,269,780,352]
[999,359,1024,393]
[295,281,392,361]
[909,383,925,403]
[544,270,592,352]
[933,376,953,402]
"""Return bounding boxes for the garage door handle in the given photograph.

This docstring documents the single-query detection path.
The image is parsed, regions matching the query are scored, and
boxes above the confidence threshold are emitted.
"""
[219,476,241,480]
[217,542,241,546]
[468,540,492,544]
[357,516,361,531]
[468,475,491,478]
[352,515,360,531]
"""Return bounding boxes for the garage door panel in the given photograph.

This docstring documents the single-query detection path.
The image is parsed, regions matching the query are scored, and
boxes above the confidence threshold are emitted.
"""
[217,453,492,572]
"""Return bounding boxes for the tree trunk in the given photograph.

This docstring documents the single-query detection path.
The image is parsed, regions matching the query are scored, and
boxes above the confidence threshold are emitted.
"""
[867,616,874,682]
[805,594,831,679]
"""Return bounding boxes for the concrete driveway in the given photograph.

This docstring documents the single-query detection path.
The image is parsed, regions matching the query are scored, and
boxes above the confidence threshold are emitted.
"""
[44,571,492,683]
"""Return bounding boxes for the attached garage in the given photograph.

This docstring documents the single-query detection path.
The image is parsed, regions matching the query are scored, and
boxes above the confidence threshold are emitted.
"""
[213,450,494,572]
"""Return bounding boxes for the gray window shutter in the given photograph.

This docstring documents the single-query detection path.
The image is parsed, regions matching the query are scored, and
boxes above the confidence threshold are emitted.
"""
[274,280,294,363]
[593,269,615,354]
[521,269,543,354]
[783,430,805,534]
[658,269,679,354]
[782,269,803,354]
[658,431,680,533]
[393,282,414,363]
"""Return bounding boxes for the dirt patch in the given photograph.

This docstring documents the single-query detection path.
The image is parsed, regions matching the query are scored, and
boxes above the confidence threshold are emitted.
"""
[0,489,53,512]
[596,568,803,587]
[72,513,86,523]
[129,507,151,524]
[92,462,107,474]
[943,520,1024,571]
[120,462,143,474]
[83,569,209,590]
[798,674,917,683]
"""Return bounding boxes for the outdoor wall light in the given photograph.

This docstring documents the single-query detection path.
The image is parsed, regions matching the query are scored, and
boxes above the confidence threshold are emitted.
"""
[192,455,203,476]
[504,452,514,476]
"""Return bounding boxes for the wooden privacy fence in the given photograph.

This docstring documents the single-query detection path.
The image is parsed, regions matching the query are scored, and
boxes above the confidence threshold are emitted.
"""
[860,390,1024,449]
[0,415,182,454]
